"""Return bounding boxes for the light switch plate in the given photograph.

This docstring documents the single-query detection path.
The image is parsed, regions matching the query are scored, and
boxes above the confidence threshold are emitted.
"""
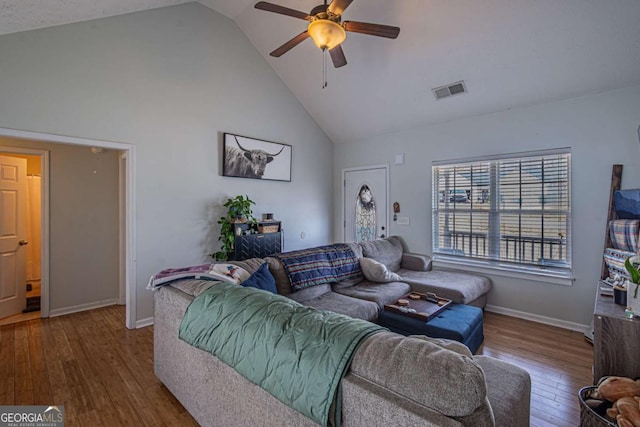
[396,216,410,225]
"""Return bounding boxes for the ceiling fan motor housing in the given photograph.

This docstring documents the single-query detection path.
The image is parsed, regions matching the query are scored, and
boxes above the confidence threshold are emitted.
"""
[310,5,329,17]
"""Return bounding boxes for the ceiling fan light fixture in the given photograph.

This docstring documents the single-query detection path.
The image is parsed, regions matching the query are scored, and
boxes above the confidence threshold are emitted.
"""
[308,19,346,50]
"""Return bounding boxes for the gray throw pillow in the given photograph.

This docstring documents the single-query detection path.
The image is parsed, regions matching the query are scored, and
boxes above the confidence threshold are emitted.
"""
[360,257,402,283]
[359,236,404,271]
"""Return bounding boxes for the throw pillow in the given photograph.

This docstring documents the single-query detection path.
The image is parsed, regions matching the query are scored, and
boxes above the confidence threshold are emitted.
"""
[209,263,250,285]
[359,236,404,271]
[240,262,278,294]
[360,257,402,283]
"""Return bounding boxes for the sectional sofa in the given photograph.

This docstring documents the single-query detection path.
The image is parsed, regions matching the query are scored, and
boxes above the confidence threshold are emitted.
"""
[155,279,530,427]
[153,237,532,426]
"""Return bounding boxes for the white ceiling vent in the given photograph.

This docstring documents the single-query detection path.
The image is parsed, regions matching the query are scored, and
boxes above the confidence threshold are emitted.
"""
[432,81,468,100]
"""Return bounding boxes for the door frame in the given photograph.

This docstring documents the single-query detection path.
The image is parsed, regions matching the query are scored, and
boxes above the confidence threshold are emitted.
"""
[0,127,137,329]
[342,164,389,242]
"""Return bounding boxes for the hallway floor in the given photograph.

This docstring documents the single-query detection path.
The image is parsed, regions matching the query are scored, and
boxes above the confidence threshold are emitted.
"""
[0,280,41,326]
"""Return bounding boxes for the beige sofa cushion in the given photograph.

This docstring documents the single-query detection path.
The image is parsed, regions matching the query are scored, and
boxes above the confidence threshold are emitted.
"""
[351,332,489,417]
[301,290,379,321]
[359,236,404,272]
[287,283,332,303]
[409,335,473,357]
[398,269,491,305]
[334,281,411,309]
[265,256,292,295]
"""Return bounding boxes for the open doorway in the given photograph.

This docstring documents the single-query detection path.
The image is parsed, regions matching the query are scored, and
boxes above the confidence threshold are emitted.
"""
[0,147,49,324]
[0,128,137,329]
[0,151,44,324]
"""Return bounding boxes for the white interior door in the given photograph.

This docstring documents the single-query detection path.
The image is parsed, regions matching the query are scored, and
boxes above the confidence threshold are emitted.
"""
[0,155,27,318]
[343,165,388,243]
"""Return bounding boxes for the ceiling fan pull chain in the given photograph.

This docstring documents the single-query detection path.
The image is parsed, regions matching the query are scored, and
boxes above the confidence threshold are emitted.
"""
[322,49,328,89]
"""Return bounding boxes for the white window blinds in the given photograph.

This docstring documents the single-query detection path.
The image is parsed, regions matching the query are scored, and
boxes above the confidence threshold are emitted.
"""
[432,149,571,274]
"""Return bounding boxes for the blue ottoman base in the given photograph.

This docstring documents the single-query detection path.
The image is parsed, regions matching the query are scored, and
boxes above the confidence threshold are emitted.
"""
[378,304,484,354]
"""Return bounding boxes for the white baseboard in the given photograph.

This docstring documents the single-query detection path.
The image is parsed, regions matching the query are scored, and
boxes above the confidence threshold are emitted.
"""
[485,304,590,333]
[49,298,119,318]
[136,317,154,328]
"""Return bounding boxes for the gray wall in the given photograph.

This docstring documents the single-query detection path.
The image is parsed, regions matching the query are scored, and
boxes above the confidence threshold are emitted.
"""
[0,137,120,312]
[0,3,334,322]
[334,85,640,327]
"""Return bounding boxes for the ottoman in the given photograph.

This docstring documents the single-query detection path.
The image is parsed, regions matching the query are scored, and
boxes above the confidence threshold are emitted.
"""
[377,304,484,354]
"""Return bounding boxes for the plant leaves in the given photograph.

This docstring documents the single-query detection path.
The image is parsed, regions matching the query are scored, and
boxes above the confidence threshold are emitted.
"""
[625,257,640,284]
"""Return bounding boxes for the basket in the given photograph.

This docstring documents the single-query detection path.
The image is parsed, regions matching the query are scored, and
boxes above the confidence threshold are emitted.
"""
[258,221,280,234]
[259,225,279,233]
[578,386,617,427]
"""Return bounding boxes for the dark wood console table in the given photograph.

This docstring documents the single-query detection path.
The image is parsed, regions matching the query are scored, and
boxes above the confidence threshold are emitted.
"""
[231,232,282,261]
[593,290,640,383]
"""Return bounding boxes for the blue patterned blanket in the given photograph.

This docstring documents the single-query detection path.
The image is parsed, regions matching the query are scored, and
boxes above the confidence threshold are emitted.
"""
[276,244,362,291]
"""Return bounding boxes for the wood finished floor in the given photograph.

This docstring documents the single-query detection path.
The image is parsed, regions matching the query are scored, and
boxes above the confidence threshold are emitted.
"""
[479,312,593,426]
[0,306,592,426]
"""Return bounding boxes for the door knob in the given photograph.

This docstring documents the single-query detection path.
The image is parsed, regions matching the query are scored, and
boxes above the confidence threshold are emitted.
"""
[19,240,28,246]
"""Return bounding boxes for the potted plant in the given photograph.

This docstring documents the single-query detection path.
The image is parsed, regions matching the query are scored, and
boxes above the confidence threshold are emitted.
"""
[211,195,256,261]
[624,256,640,315]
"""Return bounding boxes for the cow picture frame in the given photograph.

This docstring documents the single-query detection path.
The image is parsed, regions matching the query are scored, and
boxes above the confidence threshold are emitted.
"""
[222,133,292,182]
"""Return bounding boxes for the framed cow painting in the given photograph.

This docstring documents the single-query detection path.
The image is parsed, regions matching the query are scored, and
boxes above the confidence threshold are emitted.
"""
[222,133,292,182]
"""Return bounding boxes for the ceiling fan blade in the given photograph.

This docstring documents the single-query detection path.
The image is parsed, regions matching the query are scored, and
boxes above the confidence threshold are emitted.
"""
[255,2,310,20]
[343,21,400,39]
[269,31,310,57]
[329,45,347,68]
[328,0,354,16]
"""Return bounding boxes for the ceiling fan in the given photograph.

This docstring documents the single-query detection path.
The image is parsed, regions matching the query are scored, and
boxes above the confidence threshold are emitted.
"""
[254,0,400,68]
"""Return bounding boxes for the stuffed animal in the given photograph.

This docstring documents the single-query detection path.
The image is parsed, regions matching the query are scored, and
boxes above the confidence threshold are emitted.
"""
[606,396,640,427]
[594,377,640,402]
[593,377,640,426]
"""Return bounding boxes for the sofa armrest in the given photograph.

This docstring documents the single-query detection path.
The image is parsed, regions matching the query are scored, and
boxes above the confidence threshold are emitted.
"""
[401,253,432,271]
[474,355,531,427]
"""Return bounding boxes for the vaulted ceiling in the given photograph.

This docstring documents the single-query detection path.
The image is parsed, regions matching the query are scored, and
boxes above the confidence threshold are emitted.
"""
[2,0,640,143]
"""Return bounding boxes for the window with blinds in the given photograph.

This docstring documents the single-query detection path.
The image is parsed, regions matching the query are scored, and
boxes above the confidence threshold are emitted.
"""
[432,149,571,275]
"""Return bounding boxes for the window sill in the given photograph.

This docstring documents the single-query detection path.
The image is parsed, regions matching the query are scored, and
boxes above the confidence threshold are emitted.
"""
[432,255,575,286]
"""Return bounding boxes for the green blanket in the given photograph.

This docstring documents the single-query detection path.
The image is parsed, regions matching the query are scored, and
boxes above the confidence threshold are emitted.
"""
[178,282,384,427]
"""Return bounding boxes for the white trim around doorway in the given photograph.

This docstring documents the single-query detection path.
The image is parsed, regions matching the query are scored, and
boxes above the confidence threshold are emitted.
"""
[0,127,137,329]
